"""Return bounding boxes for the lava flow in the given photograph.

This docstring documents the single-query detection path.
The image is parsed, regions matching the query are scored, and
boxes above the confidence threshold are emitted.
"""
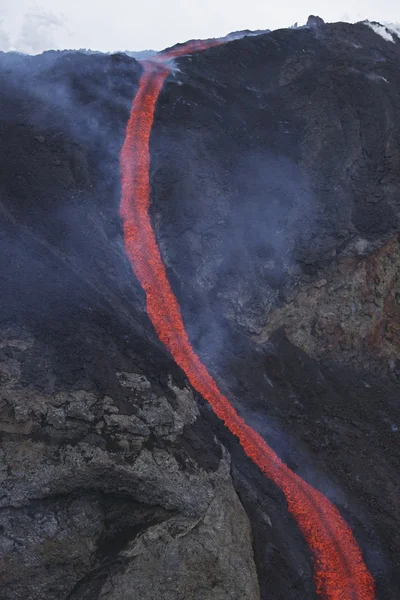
[120,39,375,600]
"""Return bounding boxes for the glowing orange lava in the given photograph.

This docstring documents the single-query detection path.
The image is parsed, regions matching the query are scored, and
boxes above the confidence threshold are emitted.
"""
[120,39,375,599]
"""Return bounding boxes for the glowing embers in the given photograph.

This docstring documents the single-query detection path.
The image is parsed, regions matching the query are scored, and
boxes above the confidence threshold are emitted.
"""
[119,40,375,600]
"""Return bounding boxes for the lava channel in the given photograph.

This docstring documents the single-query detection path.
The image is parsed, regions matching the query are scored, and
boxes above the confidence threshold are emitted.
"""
[120,38,375,600]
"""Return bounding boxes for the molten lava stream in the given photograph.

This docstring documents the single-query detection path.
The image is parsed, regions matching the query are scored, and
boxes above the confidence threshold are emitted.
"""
[120,40,375,600]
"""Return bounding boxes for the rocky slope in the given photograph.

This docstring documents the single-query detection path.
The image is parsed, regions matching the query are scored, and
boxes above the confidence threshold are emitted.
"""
[0,17,399,600]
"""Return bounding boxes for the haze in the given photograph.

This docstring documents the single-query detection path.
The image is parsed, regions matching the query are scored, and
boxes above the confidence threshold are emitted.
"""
[1,0,399,54]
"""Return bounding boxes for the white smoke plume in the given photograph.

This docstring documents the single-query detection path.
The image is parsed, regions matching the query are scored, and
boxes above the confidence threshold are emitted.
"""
[0,6,68,54]
[17,8,66,53]
[384,21,400,38]
[365,20,400,43]
[0,10,10,51]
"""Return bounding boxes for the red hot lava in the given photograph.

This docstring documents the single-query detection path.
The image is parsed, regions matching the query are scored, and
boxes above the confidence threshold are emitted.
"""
[120,38,375,600]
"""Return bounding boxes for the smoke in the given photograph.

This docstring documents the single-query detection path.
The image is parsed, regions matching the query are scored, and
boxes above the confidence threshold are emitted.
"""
[224,28,271,42]
[364,20,400,43]
[157,137,314,341]
[383,21,400,39]
[19,9,66,53]
[0,7,68,54]
[0,12,10,51]
[124,50,157,60]
[0,45,145,335]
[0,47,138,149]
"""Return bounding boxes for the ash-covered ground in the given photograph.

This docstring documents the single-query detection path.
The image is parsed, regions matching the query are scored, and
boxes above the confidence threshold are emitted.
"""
[0,17,399,600]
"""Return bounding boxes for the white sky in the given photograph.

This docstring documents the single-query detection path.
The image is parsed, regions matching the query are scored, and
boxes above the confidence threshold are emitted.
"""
[0,0,399,54]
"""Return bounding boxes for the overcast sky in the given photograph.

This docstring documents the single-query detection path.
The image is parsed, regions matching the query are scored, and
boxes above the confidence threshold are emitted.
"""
[0,0,399,54]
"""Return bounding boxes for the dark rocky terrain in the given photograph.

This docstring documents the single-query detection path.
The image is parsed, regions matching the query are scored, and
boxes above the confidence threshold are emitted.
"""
[0,16,399,600]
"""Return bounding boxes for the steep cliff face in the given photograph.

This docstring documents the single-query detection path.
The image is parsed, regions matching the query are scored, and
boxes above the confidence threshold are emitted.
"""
[0,324,258,600]
[0,17,400,600]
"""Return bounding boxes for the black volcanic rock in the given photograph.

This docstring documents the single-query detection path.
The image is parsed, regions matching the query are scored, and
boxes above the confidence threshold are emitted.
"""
[306,15,325,28]
[1,21,400,600]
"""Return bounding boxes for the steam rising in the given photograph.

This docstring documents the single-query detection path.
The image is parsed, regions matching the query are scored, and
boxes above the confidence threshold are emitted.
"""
[1,8,67,53]
[365,20,400,43]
